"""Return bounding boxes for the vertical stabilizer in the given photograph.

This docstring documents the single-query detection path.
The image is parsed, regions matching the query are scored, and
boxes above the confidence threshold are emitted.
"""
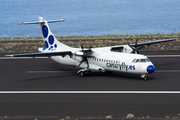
[19,17,70,52]
[38,17,70,51]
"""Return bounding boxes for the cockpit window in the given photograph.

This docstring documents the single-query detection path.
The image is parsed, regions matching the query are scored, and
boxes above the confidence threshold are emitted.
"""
[140,59,146,62]
[146,58,150,62]
[135,59,140,63]
[132,58,151,63]
[132,59,136,63]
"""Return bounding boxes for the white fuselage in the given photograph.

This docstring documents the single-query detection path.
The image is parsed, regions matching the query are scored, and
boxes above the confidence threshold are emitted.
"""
[46,47,154,75]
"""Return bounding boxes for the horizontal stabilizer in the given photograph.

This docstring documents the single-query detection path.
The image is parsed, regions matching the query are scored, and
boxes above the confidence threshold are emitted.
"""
[47,19,65,23]
[5,51,72,58]
[19,19,65,25]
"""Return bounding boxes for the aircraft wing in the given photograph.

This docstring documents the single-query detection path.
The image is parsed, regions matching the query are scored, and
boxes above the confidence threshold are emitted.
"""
[5,51,72,57]
[111,38,176,50]
[131,38,176,47]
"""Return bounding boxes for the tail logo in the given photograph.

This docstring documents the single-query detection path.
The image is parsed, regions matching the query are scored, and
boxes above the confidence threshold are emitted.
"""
[42,25,48,38]
[42,25,57,51]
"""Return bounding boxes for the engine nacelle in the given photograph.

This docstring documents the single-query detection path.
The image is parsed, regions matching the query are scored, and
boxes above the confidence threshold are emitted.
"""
[75,51,84,56]
[71,51,84,61]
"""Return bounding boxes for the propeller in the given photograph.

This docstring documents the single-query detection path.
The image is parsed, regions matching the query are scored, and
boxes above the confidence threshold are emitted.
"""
[127,37,146,54]
[76,42,93,71]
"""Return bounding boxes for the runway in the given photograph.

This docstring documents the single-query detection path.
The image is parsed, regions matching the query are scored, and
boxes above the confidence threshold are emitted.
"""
[0,51,180,119]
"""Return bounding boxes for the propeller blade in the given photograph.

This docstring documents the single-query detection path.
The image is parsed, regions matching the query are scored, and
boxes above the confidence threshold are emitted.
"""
[84,57,90,71]
[80,42,84,51]
[127,37,140,54]
[77,57,90,70]
[77,57,85,68]
[127,41,136,53]
[76,43,93,70]
[135,37,139,52]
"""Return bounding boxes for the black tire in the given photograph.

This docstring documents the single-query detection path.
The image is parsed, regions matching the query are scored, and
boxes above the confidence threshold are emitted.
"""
[80,71,84,77]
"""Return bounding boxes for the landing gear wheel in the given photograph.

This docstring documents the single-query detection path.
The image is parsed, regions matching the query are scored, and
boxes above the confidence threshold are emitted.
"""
[80,71,84,77]
[80,71,88,77]
[141,74,149,81]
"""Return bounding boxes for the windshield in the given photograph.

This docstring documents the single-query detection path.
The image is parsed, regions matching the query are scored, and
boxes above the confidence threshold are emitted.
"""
[132,58,151,63]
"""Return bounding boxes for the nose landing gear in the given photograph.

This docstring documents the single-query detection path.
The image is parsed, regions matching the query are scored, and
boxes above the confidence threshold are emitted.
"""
[141,74,149,81]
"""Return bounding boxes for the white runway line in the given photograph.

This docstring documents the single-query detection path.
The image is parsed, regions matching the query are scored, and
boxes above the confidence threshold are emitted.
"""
[26,70,180,74]
[0,57,48,59]
[147,55,180,57]
[26,71,76,73]
[155,70,180,72]
[0,91,180,94]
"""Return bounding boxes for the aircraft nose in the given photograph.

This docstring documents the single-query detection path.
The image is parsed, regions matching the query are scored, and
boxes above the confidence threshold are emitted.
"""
[147,65,155,74]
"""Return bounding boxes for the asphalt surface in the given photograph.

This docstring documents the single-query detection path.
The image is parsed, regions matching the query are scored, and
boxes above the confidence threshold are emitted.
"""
[0,51,180,119]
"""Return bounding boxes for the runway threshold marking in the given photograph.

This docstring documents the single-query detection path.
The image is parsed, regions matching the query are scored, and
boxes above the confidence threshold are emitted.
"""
[0,91,180,94]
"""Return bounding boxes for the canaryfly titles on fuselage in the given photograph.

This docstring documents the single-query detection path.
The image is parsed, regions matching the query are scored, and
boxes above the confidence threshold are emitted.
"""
[106,62,133,71]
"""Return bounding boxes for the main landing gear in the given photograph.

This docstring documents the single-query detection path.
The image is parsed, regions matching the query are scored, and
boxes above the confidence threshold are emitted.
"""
[141,74,149,81]
[77,68,89,77]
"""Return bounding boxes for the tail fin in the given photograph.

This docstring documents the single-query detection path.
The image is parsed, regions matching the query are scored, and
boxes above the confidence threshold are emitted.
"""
[19,17,70,51]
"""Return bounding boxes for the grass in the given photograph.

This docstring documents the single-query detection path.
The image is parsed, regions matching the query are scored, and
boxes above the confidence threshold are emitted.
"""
[0,32,179,53]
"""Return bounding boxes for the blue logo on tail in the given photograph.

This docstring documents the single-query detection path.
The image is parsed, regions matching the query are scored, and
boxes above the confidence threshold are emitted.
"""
[42,25,48,38]
[42,25,57,51]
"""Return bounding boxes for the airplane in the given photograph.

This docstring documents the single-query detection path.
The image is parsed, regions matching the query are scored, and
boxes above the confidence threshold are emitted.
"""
[6,17,176,80]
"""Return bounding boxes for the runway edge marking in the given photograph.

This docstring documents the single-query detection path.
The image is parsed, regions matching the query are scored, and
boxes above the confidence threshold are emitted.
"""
[0,91,180,94]
[147,55,180,57]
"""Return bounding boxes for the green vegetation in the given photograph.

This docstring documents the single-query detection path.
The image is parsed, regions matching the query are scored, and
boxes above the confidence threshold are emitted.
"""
[126,113,134,119]
[106,115,113,120]
[2,114,180,119]
[0,32,179,53]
